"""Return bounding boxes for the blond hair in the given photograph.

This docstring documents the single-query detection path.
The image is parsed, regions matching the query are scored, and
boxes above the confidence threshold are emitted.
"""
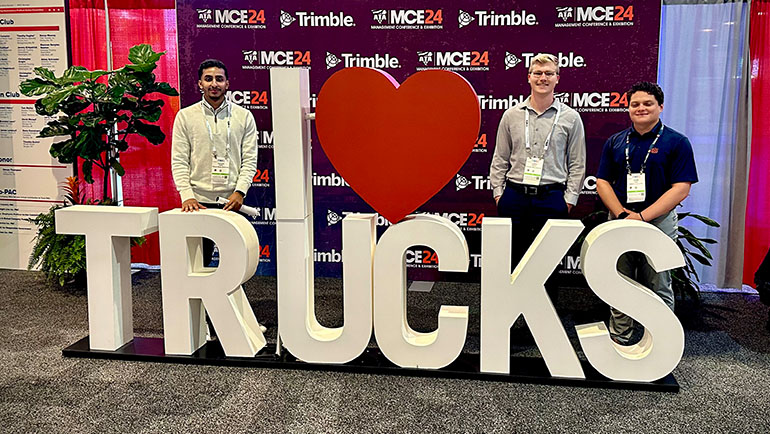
[528,53,559,75]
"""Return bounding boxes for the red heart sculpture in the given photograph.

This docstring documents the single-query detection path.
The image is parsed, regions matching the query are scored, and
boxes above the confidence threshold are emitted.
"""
[315,68,481,223]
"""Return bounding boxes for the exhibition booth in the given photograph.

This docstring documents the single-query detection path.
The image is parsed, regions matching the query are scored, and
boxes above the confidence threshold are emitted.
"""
[1,0,770,412]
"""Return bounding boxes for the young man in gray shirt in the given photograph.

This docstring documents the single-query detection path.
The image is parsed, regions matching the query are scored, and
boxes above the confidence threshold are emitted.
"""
[489,53,586,268]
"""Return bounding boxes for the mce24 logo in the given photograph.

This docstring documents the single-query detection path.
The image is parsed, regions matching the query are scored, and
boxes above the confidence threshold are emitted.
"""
[197,9,266,25]
[555,5,634,23]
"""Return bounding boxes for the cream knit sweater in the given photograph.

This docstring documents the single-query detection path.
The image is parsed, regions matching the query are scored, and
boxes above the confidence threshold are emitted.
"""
[171,99,258,203]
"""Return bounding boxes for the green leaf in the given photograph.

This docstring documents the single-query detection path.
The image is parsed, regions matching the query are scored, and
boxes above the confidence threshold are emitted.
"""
[683,213,720,227]
[49,138,77,163]
[113,139,129,152]
[20,78,57,96]
[86,70,110,81]
[40,85,82,114]
[39,124,70,138]
[700,238,718,244]
[123,62,157,73]
[34,99,56,116]
[82,160,94,183]
[34,66,57,81]
[688,251,712,266]
[132,120,165,145]
[152,82,179,96]
[59,66,91,84]
[59,97,90,116]
[110,159,125,176]
[127,44,164,66]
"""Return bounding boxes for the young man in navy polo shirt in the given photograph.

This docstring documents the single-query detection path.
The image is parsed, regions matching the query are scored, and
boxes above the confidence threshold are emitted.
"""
[596,81,698,345]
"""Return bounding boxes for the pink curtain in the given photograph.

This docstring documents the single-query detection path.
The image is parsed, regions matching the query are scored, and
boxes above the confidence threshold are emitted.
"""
[69,0,178,265]
[745,0,770,284]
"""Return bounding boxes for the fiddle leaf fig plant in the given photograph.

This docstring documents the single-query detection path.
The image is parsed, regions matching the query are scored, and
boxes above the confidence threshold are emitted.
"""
[20,44,179,200]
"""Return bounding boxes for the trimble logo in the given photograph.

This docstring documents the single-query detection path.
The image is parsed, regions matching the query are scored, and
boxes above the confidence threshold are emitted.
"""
[280,10,355,28]
[242,50,311,70]
[555,5,634,27]
[327,210,393,227]
[312,172,350,187]
[325,52,401,70]
[478,94,527,111]
[506,52,586,70]
[416,50,489,72]
[458,9,538,28]
[556,91,629,112]
[196,9,266,29]
[370,9,444,30]
[226,90,269,110]
[455,174,493,191]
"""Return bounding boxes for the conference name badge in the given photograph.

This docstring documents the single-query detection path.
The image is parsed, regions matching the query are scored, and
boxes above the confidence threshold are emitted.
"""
[211,156,230,185]
[522,157,544,186]
[627,173,646,203]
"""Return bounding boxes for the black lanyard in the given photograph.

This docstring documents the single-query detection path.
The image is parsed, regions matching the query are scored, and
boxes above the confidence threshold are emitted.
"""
[625,124,664,175]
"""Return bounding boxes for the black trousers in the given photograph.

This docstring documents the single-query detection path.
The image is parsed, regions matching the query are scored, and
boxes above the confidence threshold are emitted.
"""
[496,184,569,268]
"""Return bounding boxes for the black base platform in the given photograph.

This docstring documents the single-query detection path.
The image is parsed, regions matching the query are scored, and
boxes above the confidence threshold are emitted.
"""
[63,336,679,392]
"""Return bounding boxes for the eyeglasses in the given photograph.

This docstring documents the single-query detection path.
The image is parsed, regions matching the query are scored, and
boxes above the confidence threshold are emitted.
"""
[529,71,557,78]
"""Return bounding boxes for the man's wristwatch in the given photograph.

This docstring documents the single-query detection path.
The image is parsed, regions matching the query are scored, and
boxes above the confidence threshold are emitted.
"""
[617,211,630,219]
[235,190,245,197]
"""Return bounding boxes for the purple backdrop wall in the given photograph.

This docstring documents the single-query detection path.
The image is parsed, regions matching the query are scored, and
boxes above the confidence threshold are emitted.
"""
[176,1,660,284]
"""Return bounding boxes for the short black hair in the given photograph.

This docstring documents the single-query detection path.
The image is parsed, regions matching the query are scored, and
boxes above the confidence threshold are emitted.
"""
[627,81,664,105]
[198,59,228,79]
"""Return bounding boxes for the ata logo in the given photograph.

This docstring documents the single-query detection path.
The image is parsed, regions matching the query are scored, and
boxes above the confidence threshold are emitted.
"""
[242,50,311,70]
[280,10,355,28]
[197,9,212,22]
[555,5,634,27]
[459,9,538,28]
[556,7,573,22]
[252,207,276,225]
[325,52,401,70]
[370,9,444,29]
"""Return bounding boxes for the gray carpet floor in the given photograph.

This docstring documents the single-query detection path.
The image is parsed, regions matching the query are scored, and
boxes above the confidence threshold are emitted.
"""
[1,269,770,433]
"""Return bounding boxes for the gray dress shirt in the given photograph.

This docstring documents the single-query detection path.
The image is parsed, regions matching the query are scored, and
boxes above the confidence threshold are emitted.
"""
[489,96,586,205]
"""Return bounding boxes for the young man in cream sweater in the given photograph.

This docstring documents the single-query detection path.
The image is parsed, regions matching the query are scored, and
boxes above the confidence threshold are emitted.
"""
[171,59,258,265]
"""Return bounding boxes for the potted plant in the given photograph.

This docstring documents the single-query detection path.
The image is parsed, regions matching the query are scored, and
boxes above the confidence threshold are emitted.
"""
[22,44,176,285]
[20,43,178,200]
[580,209,719,300]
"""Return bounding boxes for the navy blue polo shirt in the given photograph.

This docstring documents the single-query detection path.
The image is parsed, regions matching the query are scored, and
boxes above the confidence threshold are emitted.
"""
[596,122,698,211]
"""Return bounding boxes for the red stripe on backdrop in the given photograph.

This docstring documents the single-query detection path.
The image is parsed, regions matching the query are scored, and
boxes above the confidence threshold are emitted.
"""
[69,0,110,203]
[68,0,179,265]
[108,6,179,265]
[745,0,770,285]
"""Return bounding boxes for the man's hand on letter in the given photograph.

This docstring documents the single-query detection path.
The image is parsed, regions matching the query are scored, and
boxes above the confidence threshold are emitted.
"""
[223,191,244,212]
[182,198,206,212]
